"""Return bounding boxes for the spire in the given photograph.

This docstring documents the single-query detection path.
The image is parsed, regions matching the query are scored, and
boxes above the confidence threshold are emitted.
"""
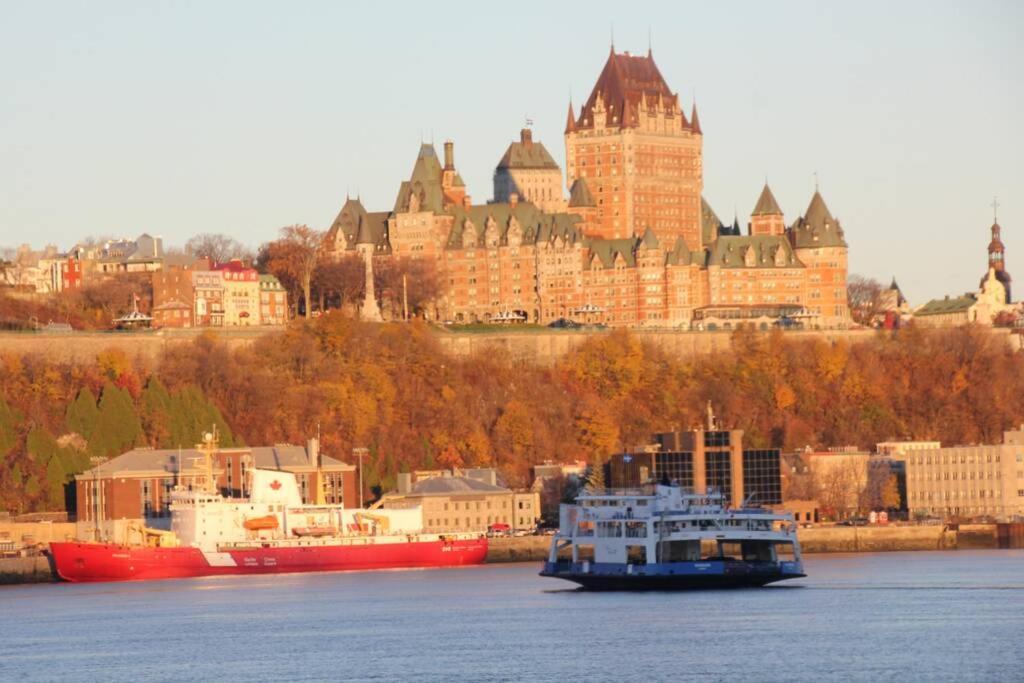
[691,100,702,134]
[752,183,783,216]
[647,27,653,58]
[565,100,576,134]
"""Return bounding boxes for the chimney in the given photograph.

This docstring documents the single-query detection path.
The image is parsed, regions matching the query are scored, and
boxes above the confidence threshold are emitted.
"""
[463,195,472,209]
[520,128,532,145]
[510,192,519,208]
[443,140,454,170]
[398,472,412,495]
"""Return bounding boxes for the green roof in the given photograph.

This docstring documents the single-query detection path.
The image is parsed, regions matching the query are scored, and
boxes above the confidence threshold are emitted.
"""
[444,201,583,249]
[568,178,596,208]
[393,144,446,214]
[665,238,694,266]
[790,191,847,248]
[701,197,725,244]
[752,184,783,216]
[587,238,637,269]
[706,235,802,268]
[915,296,976,316]
[496,130,560,170]
[327,198,391,251]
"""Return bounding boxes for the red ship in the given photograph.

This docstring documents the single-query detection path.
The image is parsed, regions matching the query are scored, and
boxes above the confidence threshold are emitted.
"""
[50,434,487,582]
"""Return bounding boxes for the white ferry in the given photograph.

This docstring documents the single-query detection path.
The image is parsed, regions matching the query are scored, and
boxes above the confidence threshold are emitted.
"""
[540,484,805,590]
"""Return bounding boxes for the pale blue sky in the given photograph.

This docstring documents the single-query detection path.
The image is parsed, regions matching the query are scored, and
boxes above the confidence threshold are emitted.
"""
[1,1,1021,304]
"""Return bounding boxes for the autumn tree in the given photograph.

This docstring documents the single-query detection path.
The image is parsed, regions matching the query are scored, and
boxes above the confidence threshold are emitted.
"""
[257,225,324,319]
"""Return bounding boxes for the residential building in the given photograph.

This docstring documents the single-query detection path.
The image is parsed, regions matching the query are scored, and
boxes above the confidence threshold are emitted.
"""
[904,431,1024,519]
[193,270,225,326]
[152,260,208,328]
[214,260,260,326]
[380,469,540,532]
[258,274,288,325]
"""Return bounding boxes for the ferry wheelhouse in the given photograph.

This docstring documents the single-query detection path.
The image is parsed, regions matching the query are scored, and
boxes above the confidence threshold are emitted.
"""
[541,484,805,590]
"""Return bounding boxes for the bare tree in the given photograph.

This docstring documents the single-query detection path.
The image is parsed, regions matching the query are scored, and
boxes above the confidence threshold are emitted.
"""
[186,233,252,265]
[313,254,365,313]
[847,275,885,327]
[374,255,443,320]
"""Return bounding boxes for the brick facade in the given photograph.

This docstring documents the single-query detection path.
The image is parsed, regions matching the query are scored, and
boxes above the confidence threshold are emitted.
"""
[322,48,850,329]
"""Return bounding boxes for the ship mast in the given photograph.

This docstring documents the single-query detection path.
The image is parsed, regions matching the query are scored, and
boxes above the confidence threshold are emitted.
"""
[196,427,219,494]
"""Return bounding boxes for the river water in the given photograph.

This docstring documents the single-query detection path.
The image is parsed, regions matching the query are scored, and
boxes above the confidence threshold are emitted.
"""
[1,550,1021,682]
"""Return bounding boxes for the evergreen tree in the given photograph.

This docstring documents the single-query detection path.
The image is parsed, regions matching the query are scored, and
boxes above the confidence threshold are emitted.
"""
[166,385,237,448]
[65,388,99,441]
[27,426,86,511]
[0,399,21,462]
[89,382,144,459]
[140,377,173,448]
[45,456,66,510]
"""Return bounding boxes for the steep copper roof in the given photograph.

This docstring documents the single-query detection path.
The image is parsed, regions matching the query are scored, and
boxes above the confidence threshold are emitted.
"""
[752,184,783,216]
[496,129,559,170]
[574,50,682,130]
[568,178,596,208]
[326,197,391,252]
[789,191,847,248]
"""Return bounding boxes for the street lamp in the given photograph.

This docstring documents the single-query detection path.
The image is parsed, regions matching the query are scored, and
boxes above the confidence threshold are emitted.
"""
[352,447,369,509]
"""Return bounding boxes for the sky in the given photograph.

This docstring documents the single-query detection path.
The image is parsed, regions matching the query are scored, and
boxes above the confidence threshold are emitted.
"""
[1,0,1021,305]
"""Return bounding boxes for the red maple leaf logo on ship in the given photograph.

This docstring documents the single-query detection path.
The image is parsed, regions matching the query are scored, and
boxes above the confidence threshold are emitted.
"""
[270,480,282,490]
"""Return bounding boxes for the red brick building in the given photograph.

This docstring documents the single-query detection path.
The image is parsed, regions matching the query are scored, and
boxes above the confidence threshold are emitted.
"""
[74,441,357,531]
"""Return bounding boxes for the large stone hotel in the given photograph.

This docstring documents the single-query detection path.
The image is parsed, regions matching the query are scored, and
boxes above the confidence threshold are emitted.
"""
[325,48,850,329]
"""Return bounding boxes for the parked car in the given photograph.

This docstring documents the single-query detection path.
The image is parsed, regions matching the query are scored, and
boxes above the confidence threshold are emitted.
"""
[838,517,869,527]
[547,318,582,329]
[487,523,511,537]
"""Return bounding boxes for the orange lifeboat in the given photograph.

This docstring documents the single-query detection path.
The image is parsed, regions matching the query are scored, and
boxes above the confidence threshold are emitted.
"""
[292,526,337,537]
[243,515,279,531]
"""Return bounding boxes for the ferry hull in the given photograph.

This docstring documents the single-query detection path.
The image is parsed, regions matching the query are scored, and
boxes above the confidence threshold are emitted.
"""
[50,537,488,583]
[540,560,805,591]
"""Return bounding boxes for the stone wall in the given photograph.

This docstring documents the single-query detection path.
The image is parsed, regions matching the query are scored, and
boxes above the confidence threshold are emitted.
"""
[0,521,77,546]
[0,326,1017,368]
[0,557,53,584]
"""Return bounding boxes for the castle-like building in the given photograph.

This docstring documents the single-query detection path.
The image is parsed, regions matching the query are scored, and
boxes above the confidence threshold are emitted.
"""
[324,48,850,329]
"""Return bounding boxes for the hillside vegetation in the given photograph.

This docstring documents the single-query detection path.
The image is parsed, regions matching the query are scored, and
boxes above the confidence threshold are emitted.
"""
[1,317,1021,513]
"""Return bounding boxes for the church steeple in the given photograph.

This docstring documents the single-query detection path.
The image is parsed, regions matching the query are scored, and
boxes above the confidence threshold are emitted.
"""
[982,202,1011,302]
[565,100,577,134]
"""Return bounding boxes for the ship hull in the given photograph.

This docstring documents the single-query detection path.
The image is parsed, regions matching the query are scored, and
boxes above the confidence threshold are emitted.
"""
[540,560,805,591]
[50,537,488,583]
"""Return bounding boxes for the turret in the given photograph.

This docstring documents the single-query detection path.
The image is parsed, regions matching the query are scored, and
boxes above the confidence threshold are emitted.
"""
[749,184,784,236]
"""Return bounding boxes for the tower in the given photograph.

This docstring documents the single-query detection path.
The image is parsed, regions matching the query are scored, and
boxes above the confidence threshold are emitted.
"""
[749,184,785,236]
[493,128,566,212]
[982,213,1011,302]
[565,49,703,245]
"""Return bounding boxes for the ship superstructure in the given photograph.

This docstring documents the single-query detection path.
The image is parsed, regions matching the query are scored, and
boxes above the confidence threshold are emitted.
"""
[541,484,804,590]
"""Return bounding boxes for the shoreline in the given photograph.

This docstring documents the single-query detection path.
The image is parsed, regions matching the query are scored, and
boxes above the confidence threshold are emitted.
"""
[1,523,1013,585]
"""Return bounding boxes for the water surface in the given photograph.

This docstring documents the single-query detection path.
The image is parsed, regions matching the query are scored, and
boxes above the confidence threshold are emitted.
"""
[2,550,1021,682]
